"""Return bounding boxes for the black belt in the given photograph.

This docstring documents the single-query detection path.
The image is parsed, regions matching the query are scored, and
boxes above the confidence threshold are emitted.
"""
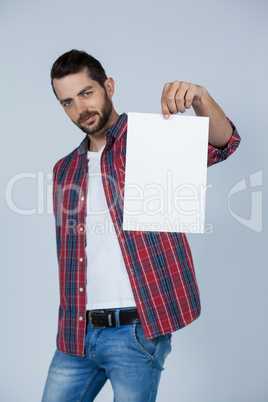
[87,309,140,329]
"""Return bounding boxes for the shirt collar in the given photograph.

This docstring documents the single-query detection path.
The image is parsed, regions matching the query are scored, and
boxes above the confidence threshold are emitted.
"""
[78,113,127,155]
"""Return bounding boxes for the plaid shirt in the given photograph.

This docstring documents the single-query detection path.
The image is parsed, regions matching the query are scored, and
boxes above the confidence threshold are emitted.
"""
[53,113,241,357]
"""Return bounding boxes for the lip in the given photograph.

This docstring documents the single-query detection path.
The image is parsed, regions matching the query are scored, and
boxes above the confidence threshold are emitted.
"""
[82,114,96,124]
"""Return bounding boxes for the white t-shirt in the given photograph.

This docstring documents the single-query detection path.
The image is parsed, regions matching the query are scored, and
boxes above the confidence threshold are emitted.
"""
[86,145,136,310]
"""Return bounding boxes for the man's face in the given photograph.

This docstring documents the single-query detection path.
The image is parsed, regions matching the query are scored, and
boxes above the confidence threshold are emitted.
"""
[53,68,113,136]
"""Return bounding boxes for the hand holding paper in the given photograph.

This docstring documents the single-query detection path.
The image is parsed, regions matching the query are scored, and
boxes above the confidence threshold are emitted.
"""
[160,80,232,148]
[161,80,204,117]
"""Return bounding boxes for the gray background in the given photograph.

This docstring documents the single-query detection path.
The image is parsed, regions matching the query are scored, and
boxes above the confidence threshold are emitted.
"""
[1,0,267,401]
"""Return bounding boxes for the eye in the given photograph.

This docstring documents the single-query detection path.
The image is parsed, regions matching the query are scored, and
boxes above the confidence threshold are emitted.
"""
[63,100,72,108]
[83,91,92,97]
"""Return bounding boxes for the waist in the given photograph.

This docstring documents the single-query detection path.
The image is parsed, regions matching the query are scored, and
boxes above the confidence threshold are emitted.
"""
[87,307,140,329]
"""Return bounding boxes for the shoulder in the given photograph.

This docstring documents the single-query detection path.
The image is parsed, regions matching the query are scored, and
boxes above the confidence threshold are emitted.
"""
[53,135,89,179]
[53,147,79,181]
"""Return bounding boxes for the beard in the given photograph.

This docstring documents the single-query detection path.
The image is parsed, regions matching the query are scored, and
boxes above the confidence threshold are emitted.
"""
[75,90,113,135]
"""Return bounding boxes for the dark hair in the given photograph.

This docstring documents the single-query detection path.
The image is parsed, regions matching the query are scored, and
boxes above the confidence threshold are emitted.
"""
[50,49,107,97]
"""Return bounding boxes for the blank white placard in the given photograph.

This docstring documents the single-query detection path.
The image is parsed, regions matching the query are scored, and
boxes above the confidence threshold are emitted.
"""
[123,112,209,233]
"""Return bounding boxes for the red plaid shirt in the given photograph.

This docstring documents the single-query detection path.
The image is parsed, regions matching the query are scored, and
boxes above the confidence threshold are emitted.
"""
[53,113,240,357]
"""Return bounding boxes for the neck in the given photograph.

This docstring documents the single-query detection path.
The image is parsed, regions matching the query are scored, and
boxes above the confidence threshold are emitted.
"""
[88,109,119,152]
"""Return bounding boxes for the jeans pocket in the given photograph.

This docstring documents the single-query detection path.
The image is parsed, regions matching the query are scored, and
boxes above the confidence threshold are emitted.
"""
[131,323,160,359]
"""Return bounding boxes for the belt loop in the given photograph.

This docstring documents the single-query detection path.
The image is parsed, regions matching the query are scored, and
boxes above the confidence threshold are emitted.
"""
[115,309,120,327]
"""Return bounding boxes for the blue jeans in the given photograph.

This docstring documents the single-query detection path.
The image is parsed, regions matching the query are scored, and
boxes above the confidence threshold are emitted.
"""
[42,316,172,401]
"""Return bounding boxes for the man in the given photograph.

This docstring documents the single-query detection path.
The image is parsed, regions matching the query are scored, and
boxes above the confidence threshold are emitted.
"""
[42,49,240,401]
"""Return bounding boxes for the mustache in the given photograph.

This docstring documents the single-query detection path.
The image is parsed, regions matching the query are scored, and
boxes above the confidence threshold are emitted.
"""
[77,111,99,125]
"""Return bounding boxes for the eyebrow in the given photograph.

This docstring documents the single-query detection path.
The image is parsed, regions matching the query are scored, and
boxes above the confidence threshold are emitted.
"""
[77,85,94,96]
[59,86,94,105]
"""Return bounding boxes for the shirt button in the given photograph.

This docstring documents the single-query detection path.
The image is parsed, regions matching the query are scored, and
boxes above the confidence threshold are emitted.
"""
[79,227,83,232]
[81,196,85,201]
[79,287,84,292]
[79,316,83,321]
[79,258,83,262]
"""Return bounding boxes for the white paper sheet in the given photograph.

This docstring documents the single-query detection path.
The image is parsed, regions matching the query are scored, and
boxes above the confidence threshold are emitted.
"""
[122,112,209,233]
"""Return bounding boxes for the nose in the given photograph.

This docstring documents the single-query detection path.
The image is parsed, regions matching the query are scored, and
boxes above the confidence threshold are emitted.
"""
[75,98,87,115]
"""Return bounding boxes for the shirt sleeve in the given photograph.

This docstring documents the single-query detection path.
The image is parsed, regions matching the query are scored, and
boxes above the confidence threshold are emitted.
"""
[207,119,241,167]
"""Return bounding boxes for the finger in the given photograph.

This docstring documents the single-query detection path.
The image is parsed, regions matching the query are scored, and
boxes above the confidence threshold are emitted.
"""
[174,81,191,113]
[184,86,196,109]
[184,84,204,109]
[161,82,173,119]
[162,81,181,117]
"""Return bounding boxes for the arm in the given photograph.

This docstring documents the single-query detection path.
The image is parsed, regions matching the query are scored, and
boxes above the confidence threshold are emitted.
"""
[161,81,233,148]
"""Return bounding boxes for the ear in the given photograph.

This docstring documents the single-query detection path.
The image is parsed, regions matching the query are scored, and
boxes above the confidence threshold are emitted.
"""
[104,77,115,99]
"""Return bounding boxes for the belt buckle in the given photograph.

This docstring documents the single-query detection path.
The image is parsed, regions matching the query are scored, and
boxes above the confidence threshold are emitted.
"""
[88,310,106,329]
